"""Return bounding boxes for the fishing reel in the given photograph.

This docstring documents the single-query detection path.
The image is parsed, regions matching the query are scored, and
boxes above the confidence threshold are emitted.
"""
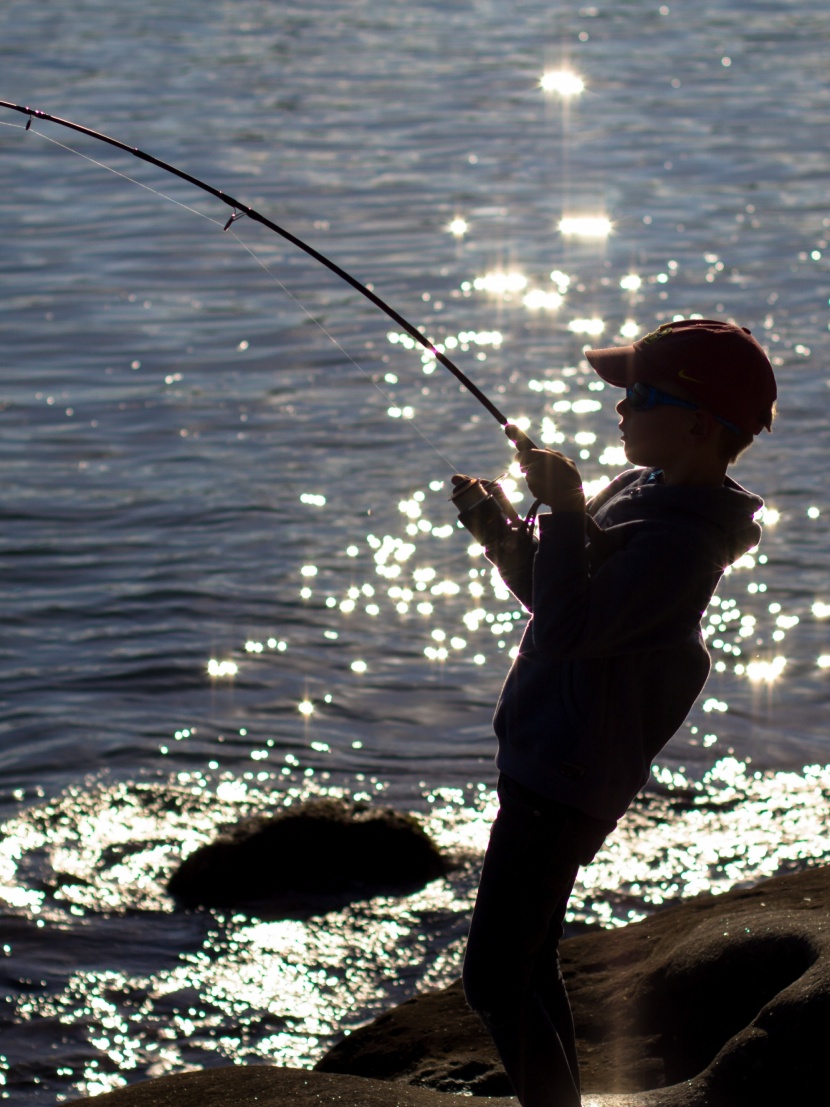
[450,475,540,562]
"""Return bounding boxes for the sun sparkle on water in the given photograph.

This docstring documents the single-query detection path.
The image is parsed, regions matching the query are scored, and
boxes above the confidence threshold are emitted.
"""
[5,759,830,1088]
[559,215,613,238]
[472,271,527,295]
[568,317,605,336]
[207,659,238,678]
[524,288,564,311]
[620,273,643,291]
[540,69,585,96]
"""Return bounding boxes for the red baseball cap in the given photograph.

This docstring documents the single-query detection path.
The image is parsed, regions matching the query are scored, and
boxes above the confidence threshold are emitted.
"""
[585,318,777,435]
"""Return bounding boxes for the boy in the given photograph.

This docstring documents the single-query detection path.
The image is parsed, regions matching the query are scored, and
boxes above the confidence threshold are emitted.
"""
[456,318,777,1107]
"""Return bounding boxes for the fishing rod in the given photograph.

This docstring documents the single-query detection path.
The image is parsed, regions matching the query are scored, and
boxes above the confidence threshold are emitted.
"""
[0,101,526,432]
[0,100,545,538]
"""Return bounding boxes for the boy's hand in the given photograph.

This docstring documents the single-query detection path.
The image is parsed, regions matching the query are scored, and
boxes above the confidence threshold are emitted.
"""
[505,424,585,513]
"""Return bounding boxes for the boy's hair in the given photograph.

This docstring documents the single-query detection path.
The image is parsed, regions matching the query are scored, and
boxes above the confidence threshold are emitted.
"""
[717,401,776,465]
[716,425,755,465]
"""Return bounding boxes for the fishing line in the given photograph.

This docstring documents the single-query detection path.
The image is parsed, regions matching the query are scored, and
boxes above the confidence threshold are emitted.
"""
[0,115,462,467]
[2,115,460,470]
[0,102,529,444]
[0,117,223,226]
[1,112,506,471]
[226,230,460,471]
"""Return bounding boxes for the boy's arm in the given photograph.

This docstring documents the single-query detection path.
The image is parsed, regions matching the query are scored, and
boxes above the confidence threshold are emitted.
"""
[530,511,718,658]
[507,430,718,657]
[484,529,537,610]
[491,428,588,610]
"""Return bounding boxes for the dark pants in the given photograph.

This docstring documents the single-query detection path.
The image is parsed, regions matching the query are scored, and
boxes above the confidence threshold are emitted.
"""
[463,774,613,1107]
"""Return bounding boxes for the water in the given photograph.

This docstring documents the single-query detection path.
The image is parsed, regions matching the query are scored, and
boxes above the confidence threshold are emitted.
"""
[2,0,830,1100]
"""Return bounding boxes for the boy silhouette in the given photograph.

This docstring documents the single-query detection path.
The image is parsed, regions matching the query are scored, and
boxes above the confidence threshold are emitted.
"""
[458,319,777,1106]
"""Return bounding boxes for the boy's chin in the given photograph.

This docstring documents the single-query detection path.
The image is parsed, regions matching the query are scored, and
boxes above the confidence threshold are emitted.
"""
[622,443,659,469]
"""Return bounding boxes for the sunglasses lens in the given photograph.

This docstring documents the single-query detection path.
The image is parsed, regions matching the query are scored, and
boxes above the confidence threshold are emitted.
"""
[627,383,651,410]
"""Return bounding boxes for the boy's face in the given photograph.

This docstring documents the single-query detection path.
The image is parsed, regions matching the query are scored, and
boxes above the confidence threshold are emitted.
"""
[615,380,703,470]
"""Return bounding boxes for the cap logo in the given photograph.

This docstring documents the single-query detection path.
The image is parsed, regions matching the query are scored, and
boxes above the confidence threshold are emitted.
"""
[678,368,703,383]
[640,323,673,346]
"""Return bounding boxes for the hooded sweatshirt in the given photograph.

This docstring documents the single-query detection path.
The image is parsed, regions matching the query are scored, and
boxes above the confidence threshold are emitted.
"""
[492,467,763,822]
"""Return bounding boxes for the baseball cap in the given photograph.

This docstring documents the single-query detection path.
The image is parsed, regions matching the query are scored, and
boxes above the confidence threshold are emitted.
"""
[585,318,777,435]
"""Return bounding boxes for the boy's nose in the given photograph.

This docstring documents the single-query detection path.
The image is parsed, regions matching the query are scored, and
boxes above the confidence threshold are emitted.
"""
[616,396,629,416]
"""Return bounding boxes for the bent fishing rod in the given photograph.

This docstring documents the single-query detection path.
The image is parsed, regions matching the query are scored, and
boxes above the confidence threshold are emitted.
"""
[1,101,551,534]
[0,101,535,444]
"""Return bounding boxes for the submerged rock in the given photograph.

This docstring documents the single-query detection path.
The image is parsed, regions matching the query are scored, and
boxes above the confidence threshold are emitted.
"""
[167,797,450,913]
[317,864,830,1105]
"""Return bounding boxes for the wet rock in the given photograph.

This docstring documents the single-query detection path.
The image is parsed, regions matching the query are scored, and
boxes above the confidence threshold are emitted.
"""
[167,797,450,914]
[317,864,830,1105]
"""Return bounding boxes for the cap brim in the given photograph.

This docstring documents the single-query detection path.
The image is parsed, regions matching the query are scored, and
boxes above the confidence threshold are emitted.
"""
[584,344,638,387]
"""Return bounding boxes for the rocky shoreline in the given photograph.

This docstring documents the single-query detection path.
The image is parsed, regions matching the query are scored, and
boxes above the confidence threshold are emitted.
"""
[84,863,830,1106]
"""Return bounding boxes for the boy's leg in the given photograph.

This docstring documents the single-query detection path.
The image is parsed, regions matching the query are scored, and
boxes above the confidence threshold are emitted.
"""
[463,776,606,1107]
[536,912,581,1084]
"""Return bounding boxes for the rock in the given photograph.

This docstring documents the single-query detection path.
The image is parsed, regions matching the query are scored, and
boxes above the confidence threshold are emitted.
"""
[75,1063,645,1106]
[315,977,511,1095]
[317,864,830,1105]
[71,1065,501,1107]
[167,797,451,913]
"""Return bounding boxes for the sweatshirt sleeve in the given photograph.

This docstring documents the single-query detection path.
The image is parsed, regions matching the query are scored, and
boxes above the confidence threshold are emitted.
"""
[528,510,718,659]
[484,530,538,611]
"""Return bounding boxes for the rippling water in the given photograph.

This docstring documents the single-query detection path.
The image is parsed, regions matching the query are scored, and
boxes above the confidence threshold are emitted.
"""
[2,0,830,1101]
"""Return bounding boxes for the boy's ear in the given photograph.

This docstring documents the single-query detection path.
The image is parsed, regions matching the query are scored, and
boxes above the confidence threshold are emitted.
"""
[689,408,719,444]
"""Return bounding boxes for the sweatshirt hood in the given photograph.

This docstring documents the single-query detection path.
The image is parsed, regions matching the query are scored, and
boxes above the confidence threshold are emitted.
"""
[591,468,764,568]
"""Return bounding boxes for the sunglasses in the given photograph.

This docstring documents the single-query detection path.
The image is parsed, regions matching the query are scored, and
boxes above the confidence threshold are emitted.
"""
[625,383,741,435]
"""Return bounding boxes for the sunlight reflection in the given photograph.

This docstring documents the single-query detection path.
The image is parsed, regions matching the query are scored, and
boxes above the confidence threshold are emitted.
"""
[620,273,643,291]
[472,271,527,295]
[568,318,605,336]
[523,288,564,311]
[582,476,611,499]
[744,656,787,683]
[6,753,830,1091]
[540,69,585,96]
[559,216,613,238]
[388,327,502,376]
[528,378,568,394]
[578,757,830,915]
[447,217,468,237]
[207,659,238,678]
[598,445,627,467]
